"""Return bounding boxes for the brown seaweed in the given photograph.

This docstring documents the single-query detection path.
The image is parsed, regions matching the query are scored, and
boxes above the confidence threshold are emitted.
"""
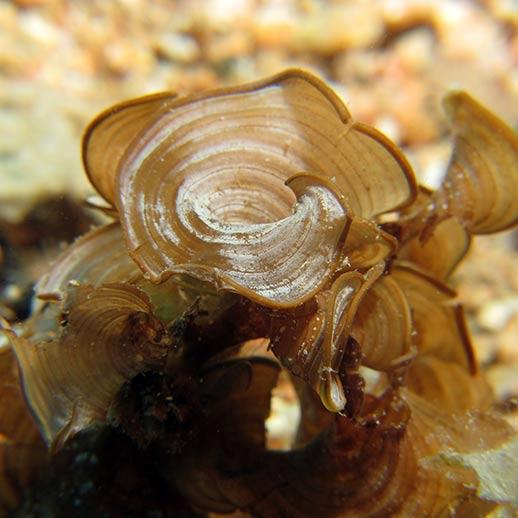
[1,69,517,517]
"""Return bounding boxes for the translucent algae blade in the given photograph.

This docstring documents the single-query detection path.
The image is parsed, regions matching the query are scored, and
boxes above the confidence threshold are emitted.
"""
[8,284,170,449]
[35,223,141,301]
[82,69,417,306]
[83,69,416,218]
[398,217,471,279]
[433,90,518,234]
[0,346,47,514]
[119,174,352,308]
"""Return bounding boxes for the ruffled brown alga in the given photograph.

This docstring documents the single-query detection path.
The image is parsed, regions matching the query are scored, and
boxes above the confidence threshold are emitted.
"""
[1,69,517,517]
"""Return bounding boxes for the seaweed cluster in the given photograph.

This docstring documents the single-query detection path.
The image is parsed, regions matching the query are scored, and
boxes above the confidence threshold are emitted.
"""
[1,70,517,517]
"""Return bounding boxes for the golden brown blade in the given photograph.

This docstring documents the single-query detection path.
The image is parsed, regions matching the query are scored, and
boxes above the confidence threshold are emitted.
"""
[433,90,518,234]
[0,346,46,514]
[83,92,178,204]
[7,284,170,449]
[83,69,416,218]
[34,222,218,325]
[351,272,412,371]
[392,264,476,373]
[405,356,493,412]
[342,216,398,270]
[36,223,141,301]
[121,174,351,308]
[398,217,471,279]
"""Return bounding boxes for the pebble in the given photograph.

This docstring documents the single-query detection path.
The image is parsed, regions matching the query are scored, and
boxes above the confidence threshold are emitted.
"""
[478,297,518,333]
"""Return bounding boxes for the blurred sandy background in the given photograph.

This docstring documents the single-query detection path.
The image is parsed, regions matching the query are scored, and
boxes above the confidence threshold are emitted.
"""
[0,0,517,424]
